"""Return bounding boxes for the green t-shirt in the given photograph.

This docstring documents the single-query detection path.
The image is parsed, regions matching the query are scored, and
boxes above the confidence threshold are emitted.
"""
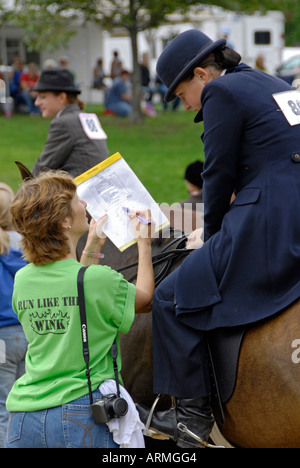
[6,259,136,412]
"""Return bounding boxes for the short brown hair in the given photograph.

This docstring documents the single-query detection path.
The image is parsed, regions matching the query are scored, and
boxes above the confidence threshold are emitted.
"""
[11,170,76,265]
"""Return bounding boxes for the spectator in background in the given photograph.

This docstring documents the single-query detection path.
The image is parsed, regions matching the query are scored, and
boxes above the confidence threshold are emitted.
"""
[140,52,155,116]
[20,62,40,115]
[221,26,235,49]
[58,56,76,81]
[255,55,268,73]
[104,69,132,117]
[58,56,69,68]
[161,161,204,235]
[155,76,181,112]
[110,51,123,80]
[9,59,26,112]
[43,58,58,69]
[180,160,204,208]
[0,183,27,448]
[93,58,107,89]
[10,53,21,71]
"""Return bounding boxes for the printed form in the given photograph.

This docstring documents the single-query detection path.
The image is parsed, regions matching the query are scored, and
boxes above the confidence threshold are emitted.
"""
[74,152,169,251]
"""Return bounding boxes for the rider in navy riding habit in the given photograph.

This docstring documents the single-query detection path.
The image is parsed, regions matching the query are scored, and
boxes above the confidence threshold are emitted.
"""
[137,29,300,448]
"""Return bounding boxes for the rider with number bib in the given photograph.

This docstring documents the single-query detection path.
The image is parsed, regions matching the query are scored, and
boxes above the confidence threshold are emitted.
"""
[137,29,300,448]
[31,68,109,178]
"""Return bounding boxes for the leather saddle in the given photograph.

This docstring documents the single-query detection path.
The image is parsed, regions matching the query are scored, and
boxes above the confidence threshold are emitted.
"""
[207,325,246,424]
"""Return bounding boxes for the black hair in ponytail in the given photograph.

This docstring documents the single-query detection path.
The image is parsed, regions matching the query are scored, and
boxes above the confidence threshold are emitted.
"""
[200,46,241,71]
[184,46,241,82]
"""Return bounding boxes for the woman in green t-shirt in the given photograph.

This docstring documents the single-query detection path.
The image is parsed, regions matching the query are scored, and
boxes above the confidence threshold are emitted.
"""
[5,170,154,448]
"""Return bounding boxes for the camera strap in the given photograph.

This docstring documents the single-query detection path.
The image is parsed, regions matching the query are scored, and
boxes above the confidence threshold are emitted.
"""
[77,266,122,405]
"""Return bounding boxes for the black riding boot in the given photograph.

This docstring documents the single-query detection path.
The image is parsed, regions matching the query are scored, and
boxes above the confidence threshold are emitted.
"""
[137,397,215,448]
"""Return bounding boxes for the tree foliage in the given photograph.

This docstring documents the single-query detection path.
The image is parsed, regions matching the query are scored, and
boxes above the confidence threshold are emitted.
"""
[10,0,300,52]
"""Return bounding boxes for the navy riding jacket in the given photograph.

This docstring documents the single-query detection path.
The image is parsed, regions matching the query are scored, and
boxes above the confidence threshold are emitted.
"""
[174,63,300,330]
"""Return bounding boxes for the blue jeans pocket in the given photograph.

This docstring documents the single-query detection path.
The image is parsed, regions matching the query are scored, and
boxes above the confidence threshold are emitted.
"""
[63,399,118,448]
[6,412,25,444]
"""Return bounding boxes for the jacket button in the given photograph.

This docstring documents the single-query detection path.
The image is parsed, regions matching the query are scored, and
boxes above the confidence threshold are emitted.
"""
[292,153,300,162]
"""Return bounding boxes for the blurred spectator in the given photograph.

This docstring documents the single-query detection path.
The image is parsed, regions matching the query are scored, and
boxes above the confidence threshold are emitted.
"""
[10,53,21,72]
[20,62,40,115]
[0,182,27,448]
[221,26,235,49]
[180,160,204,207]
[58,56,69,68]
[104,69,132,117]
[140,52,156,116]
[93,58,107,89]
[110,50,123,80]
[155,76,181,112]
[9,59,26,111]
[161,161,204,234]
[255,55,268,73]
[58,56,76,80]
[43,58,58,68]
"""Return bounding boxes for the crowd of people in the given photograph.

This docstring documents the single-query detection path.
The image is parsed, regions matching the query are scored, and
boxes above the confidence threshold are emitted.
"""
[3,47,270,119]
[2,49,183,118]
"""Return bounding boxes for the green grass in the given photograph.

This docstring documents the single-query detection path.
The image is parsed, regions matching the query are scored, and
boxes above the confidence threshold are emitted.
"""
[0,105,204,204]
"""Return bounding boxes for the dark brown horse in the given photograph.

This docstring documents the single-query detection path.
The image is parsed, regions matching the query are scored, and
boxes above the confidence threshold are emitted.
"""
[99,233,300,449]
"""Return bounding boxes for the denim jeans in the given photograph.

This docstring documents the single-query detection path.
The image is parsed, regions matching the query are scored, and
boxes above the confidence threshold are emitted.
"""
[20,90,40,114]
[106,101,132,117]
[5,389,119,448]
[0,325,27,448]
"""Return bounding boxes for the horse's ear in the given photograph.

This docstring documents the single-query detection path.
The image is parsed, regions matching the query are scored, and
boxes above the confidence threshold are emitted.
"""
[15,161,34,181]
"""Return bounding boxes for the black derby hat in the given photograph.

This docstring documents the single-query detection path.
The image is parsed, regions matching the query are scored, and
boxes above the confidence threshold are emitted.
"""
[157,29,226,102]
[33,67,81,94]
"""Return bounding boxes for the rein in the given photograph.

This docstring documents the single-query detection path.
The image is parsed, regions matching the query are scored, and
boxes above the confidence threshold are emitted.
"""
[117,234,190,286]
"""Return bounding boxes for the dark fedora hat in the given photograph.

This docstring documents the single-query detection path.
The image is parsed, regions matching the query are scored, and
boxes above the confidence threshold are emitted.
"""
[33,67,81,94]
[157,29,226,102]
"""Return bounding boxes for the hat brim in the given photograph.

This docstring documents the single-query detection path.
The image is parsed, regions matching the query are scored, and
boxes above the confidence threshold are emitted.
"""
[164,38,226,102]
[33,84,81,95]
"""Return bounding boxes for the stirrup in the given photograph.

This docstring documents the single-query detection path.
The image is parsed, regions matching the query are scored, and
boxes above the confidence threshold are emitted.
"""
[177,422,225,449]
[143,394,170,440]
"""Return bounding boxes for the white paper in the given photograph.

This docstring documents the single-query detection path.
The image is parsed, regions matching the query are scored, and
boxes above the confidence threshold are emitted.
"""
[273,90,300,126]
[75,153,169,251]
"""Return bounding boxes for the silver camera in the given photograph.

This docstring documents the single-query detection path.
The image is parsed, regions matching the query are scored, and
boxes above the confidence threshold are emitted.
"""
[91,393,128,424]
